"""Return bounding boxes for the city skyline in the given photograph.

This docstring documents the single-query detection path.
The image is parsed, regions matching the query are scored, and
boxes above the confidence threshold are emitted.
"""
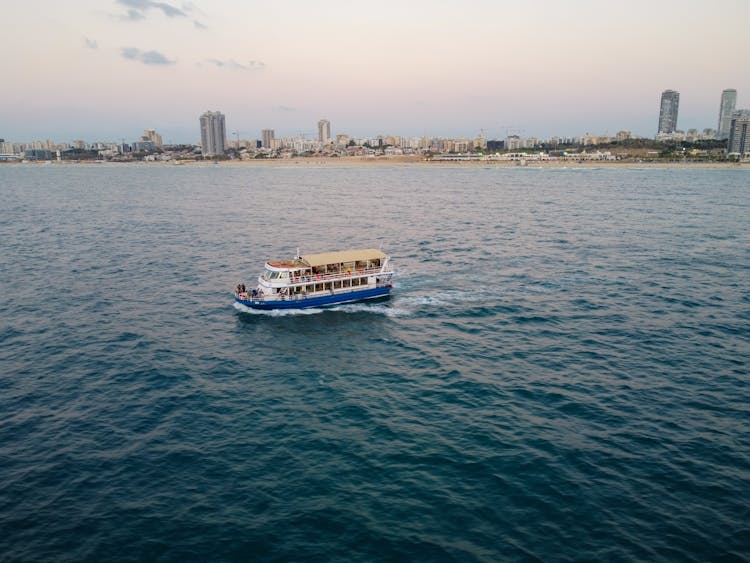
[2,0,749,143]
[2,94,744,154]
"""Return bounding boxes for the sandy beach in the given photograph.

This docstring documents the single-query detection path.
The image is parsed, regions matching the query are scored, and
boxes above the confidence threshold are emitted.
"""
[6,156,748,169]
[198,156,748,169]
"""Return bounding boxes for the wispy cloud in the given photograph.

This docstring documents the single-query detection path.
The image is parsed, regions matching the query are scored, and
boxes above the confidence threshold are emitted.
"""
[275,105,296,112]
[115,0,187,20]
[203,59,266,71]
[121,8,145,21]
[84,37,98,50]
[121,47,175,65]
[193,20,207,30]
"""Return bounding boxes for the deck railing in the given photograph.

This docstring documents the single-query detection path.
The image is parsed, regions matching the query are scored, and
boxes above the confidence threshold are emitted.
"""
[237,278,392,302]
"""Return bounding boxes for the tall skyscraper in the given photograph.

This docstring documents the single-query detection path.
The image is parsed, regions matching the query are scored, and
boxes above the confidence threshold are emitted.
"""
[727,109,750,154]
[318,119,331,144]
[657,90,680,135]
[261,129,275,149]
[717,89,737,140]
[199,111,226,155]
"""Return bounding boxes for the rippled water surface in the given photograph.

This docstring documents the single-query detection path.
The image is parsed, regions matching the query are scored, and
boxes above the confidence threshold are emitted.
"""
[1,164,749,561]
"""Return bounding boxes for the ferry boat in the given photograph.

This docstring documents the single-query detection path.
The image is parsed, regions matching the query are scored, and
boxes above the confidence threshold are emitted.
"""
[234,248,394,310]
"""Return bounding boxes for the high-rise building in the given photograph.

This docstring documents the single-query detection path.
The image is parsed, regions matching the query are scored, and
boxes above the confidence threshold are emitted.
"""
[505,135,522,150]
[143,129,163,147]
[318,119,331,144]
[727,109,750,154]
[199,111,226,155]
[717,89,737,140]
[261,129,275,149]
[657,90,680,135]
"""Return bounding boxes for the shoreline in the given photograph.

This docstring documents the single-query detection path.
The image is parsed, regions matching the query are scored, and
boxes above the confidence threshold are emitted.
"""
[3,156,747,169]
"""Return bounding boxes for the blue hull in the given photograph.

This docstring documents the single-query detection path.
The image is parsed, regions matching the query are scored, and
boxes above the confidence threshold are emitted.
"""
[234,285,391,310]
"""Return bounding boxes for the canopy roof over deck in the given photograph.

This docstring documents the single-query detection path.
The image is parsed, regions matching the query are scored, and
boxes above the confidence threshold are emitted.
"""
[301,249,386,268]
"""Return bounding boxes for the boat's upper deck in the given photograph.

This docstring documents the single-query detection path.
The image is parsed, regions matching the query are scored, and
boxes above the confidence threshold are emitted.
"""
[265,258,308,271]
[301,248,386,268]
[265,249,387,272]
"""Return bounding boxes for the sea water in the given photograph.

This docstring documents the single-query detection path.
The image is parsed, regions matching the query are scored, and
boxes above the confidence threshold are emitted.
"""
[1,164,748,561]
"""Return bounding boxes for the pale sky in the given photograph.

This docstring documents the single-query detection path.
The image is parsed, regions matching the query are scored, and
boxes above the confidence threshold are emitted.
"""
[2,0,749,143]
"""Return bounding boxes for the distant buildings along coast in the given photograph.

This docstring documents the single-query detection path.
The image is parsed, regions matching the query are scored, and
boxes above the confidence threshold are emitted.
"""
[3,88,750,162]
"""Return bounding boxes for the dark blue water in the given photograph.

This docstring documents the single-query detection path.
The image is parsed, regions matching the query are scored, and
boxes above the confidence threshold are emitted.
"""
[1,164,749,562]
